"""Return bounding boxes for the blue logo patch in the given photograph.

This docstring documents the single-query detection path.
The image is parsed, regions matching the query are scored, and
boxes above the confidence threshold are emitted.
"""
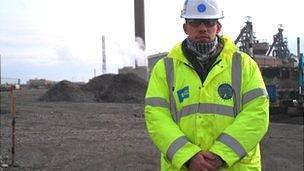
[177,86,189,103]
[218,84,233,100]
[197,3,207,13]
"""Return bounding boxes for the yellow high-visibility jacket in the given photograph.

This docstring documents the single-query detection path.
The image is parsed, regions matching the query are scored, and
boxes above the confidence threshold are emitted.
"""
[145,36,269,171]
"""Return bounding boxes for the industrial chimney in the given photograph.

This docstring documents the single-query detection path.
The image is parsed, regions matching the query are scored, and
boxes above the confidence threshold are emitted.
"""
[134,0,145,46]
[102,35,106,74]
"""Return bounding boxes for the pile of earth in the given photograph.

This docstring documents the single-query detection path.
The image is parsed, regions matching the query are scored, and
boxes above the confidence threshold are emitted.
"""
[39,73,147,103]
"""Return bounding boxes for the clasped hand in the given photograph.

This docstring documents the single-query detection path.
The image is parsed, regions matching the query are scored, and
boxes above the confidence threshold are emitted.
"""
[188,151,223,171]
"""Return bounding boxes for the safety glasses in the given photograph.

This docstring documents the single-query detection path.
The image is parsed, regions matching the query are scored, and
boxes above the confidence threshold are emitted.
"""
[186,19,217,27]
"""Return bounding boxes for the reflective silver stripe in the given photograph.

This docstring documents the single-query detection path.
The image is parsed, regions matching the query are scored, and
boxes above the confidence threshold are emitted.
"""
[232,52,242,115]
[198,103,234,116]
[164,58,178,122]
[242,88,268,105]
[218,133,246,158]
[178,103,235,118]
[145,97,169,108]
[178,104,198,118]
[166,136,188,161]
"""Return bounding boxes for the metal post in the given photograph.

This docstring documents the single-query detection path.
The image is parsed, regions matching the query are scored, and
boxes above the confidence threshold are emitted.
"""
[10,86,16,166]
[297,37,300,58]
[0,54,2,166]
[297,38,304,95]
[298,37,301,94]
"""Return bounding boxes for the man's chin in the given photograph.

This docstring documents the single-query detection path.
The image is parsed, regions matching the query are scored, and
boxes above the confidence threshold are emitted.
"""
[195,38,211,43]
[197,40,211,43]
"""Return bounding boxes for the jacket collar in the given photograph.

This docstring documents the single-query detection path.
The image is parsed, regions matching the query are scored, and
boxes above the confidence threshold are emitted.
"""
[167,35,238,67]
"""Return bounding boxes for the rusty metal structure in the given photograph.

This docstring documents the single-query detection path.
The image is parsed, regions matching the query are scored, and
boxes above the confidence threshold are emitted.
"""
[266,25,290,59]
[234,16,254,56]
[235,19,303,114]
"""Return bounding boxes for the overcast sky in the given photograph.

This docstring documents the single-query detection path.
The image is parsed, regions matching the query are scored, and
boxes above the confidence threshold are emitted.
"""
[0,0,303,83]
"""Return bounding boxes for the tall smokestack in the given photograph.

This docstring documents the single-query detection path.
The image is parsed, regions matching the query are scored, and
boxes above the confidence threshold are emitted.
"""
[102,35,106,74]
[134,0,145,45]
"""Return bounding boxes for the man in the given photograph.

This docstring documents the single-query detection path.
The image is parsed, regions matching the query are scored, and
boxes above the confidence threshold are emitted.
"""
[145,0,269,170]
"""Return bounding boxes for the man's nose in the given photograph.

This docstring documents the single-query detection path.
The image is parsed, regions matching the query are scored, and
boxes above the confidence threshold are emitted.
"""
[197,23,208,31]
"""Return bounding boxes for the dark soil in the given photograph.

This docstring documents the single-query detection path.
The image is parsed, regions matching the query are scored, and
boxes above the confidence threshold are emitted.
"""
[0,84,302,171]
[39,73,147,104]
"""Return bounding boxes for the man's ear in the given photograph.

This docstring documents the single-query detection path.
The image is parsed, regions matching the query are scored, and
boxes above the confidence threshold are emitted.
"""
[216,21,222,34]
[183,23,188,34]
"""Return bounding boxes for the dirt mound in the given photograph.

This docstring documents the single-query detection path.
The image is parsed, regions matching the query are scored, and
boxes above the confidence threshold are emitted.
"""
[84,74,116,93]
[40,73,147,103]
[97,73,147,103]
[39,80,95,102]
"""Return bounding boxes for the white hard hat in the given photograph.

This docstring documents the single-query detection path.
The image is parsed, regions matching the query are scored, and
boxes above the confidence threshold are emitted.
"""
[181,0,224,19]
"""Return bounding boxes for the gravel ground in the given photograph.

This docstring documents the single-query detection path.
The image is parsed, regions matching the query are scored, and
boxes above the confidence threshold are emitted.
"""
[0,89,303,171]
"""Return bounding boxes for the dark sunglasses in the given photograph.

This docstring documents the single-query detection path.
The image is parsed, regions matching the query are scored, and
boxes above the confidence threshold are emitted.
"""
[186,19,217,27]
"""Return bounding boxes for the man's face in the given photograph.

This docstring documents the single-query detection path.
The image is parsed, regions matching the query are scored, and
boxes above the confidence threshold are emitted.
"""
[183,19,221,43]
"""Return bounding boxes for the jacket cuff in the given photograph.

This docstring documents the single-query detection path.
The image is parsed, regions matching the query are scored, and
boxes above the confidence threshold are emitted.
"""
[172,142,201,170]
[209,141,241,167]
